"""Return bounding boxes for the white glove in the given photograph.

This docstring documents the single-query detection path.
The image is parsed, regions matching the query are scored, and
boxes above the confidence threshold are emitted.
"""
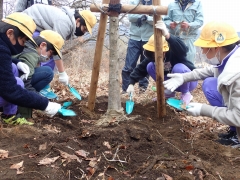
[44,102,61,117]
[186,103,203,116]
[58,71,69,85]
[17,62,30,80]
[155,20,169,37]
[126,84,134,96]
[163,73,184,92]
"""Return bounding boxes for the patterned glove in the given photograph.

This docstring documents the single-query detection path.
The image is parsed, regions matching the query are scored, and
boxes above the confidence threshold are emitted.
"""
[136,15,147,27]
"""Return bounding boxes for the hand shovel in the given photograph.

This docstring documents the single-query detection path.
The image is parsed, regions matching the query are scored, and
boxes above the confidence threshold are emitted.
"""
[126,92,134,114]
[166,98,191,111]
[58,101,76,116]
[68,84,82,100]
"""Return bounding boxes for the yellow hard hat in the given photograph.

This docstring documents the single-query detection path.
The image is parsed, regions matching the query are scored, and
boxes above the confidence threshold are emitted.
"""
[2,12,36,44]
[194,21,240,48]
[40,30,64,59]
[79,10,97,35]
[143,35,169,52]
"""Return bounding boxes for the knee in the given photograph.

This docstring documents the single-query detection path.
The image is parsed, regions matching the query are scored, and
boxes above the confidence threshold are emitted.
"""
[146,62,154,74]
[45,66,54,80]
[202,77,216,93]
[11,63,19,76]
[15,77,24,88]
[172,63,190,73]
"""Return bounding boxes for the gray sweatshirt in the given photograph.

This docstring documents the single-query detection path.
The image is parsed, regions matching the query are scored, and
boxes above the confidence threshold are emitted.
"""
[23,4,76,40]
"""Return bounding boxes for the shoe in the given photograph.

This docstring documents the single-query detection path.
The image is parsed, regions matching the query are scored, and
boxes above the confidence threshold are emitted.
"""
[180,92,193,105]
[164,89,175,99]
[40,84,58,99]
[121,90,127,94]
[1,113,34,125]
[218,128,237,139]
[217,134,240,146]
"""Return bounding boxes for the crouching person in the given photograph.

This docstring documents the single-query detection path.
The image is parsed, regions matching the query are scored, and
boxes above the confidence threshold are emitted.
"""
[0,12,61,125]
[13,30,64,99]
[127,20,197,105]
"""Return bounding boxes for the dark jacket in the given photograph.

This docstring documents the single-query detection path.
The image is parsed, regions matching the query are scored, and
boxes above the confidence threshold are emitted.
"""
[129,34,196,85]
[0,33,48,110]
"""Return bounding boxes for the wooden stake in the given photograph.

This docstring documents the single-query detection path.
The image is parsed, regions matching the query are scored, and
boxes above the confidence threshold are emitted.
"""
[90,4,168,15]
[88,0,110,111]
[153,0,166,117]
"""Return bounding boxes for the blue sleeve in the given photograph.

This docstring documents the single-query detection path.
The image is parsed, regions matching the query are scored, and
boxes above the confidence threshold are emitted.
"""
[188,1,204,30]
[163,3,173,29]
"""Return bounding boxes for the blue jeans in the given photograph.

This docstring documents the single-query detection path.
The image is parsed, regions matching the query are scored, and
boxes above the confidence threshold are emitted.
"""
[202,77,236,132]
[31,66,53,91]
[122,39,149,91]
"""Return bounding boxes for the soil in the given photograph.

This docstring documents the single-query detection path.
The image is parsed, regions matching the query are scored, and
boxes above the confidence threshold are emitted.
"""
[1,94,240,180]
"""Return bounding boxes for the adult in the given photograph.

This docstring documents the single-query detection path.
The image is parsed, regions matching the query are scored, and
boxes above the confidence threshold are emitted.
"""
[127,20,197,105]
[163,21,240,147]
[121,0,153,94]
[0,12,61,125]
[164,0,204,64]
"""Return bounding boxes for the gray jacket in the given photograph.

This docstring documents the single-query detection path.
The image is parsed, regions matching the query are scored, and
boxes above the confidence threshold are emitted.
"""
[14,0,51,12]
[23,4,76,40]
[182,46,240,140]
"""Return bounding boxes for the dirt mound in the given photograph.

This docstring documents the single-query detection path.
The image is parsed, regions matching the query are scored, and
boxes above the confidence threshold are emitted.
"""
[0,96,240,180]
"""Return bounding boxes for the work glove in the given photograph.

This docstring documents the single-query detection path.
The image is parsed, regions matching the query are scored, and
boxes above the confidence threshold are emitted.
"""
[163,73,184,92]
[58,71,69,85]
[155,20,169,37]
[126,84,134,96]
[136,15,147,27]
[17,62,30,80]
[44,102,61,117]
[186,103,203,117]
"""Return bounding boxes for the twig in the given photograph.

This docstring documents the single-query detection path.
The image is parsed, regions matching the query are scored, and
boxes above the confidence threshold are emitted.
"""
[216,172,223,180]
[140,156,177,174]
[102,146,127,163]
[0,153,29,160]
[157,130,185,156]
[68,170,71,180]
[24,171,47,179]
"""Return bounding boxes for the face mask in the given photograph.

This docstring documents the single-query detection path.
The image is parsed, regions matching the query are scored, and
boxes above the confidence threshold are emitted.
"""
[39,49,49,62]
[13,39,24,54]
[75,26,84,36]
[202,48,220,65]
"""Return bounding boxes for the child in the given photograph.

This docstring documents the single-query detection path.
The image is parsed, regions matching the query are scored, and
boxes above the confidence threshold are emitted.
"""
[13,30,64,99]
[0,12,61,125]
[163,21,240,147]
[127,20,197,105]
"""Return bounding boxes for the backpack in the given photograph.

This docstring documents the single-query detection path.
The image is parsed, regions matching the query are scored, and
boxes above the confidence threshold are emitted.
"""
[26,0,52,8]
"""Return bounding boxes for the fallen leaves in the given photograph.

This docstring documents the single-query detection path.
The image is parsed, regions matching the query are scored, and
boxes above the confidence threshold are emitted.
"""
[38,156,60,165]
[0,149,9,159]
[10,161,24,174]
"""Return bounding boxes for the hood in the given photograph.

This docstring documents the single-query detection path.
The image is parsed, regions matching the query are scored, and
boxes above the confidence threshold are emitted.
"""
[61,6,76,39]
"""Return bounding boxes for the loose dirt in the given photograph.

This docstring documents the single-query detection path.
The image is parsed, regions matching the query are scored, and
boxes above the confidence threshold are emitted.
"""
[1,94,240,180]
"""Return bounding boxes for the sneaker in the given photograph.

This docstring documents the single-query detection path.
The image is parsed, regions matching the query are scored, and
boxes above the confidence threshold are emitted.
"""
[180,92,193,105]
[164,89,175,99]
[1,113,34,125]
[40,84,58,99]
[218,128,237,139]
[217,134,240,146]
[121,90,127,94]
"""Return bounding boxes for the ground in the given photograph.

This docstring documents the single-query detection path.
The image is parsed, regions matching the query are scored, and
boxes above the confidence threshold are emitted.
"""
[1,85,240,179]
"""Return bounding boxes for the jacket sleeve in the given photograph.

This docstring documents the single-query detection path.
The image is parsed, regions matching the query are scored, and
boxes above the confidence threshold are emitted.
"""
[128,0,142,22]
[167,34,188,57]
[163,3,173,29]
[129,58,150,85]
[182,66,215,82]
[188,1,204,31]
[201,79,240,127]
[14,0,28,12]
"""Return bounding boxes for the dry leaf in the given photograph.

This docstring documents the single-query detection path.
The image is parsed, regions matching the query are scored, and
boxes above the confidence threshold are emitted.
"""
[38,156,59,165]
[58,149,81,163]
[86,167,95,176]
[162,173,173,180]
[0,149,9,159]
[10,161,24,174]
[75,150,89,158]
[39,142,47,151]
[108,177,114,180]
[103,141,111,149]
[89,160,97,167]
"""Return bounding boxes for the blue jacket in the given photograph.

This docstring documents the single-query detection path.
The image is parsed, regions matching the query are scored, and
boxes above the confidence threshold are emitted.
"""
[128,0,154,41]
[164,0,203,39]
[129,34,195,85]
[0,33,48,110]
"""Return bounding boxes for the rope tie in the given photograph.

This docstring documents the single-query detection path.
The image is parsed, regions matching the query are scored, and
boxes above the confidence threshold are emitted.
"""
[108,3,122,14]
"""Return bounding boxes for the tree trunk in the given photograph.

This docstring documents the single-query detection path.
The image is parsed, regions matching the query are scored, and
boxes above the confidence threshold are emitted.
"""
[108,16,122,111]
